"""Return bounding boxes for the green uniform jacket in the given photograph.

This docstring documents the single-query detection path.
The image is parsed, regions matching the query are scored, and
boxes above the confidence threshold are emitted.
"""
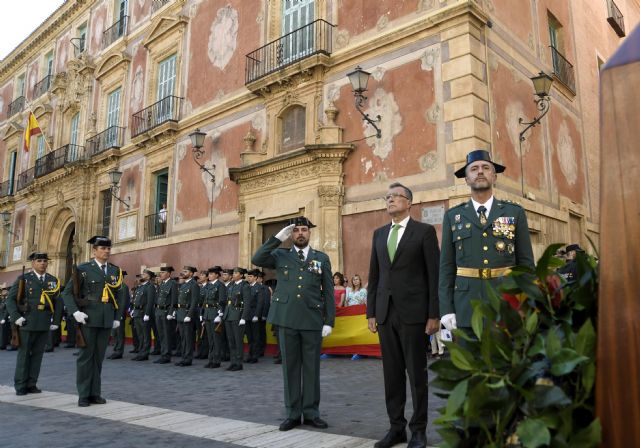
[157,278,178,309]
[174,279,199,322]
[131,282,156,318]
[252,236,335,331]
[62,261,126,328]
[223,280,251,321]
[6,272,63,331]
[201,280,227,321]
[439,198,535,327]
[249,283,267,319]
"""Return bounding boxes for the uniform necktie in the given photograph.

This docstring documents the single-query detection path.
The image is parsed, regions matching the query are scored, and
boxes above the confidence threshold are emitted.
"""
[298,249,305,262]
[478,206,487,225]
[102,264,107,275]
[387,224,400,261]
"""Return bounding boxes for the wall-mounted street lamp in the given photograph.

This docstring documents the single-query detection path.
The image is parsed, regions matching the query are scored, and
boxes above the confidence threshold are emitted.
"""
[189,128,216,229]
[0,211,16,236]
[347,66,382,139]
[518,71,554,198]
[107,169,131,210]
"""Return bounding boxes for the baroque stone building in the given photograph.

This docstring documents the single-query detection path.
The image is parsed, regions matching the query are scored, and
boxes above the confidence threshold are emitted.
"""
[0,0,636,285]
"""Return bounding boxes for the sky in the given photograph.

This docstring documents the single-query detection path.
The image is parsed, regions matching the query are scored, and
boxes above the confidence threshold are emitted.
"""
[0,1,66,60]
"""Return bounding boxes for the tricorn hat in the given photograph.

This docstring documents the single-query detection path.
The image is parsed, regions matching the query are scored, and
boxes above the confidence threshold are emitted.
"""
[183,266,198,273]
[160,266,174,273]
[454,149,506,179]
[288,216,316,228]
[87,235,112,247]
[208,266,222,274]
[233,267,247,275]
[28,252,50,261]
[247,268,261,277]
[565,244,584,253]
[143,269,156,278]
[223,268,234,275]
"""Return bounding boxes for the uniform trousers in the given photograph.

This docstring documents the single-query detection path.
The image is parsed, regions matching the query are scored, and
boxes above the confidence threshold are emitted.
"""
[76,326,110,399]
[14,329,48,391]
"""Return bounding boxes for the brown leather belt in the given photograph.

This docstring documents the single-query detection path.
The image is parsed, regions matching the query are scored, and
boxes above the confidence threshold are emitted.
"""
[456,267,513,279]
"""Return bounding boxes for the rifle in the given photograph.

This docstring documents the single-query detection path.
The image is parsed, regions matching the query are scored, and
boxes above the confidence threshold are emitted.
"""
[71,256,87,348]
[10,266,27,348]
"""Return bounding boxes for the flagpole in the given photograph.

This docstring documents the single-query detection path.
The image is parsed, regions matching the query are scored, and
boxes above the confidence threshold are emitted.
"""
[24,99,53,153]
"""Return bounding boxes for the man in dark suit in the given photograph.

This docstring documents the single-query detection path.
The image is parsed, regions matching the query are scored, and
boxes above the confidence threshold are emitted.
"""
[367,183,440,448]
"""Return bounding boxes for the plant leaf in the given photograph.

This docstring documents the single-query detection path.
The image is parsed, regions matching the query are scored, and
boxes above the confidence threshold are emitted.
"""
[449,344,477,371]
[550,348,589,376]
[471,301,484,340]
[517,418,551,448]
[536,243,565,279]
[446,379,468,416]
[568,418,601,447]
[575,319,596,357]
[525,311,539,334]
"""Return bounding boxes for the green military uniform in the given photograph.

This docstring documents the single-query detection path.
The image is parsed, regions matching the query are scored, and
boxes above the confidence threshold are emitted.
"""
[246,275,267,363]
[223,274,252,370]
[155,271,178,363]
[62,258,126,402]
[439,198,535,327]
[131,278,156,360]
[173,273,199,366]
[201,275,227,367]
[108,282,130,358]
[252,235,335,422]
[0,291,11,349]
[6,269,62,393]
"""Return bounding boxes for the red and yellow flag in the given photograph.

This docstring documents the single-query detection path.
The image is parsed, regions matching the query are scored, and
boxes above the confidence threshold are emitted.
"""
[23,112,42,152]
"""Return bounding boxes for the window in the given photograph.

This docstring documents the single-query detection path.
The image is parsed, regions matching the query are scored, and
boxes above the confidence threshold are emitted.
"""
[156,54,176,121]
[77,23,87,53]
[28,216,36,252]
[36,135,46,161]
[282,0,315,61]
[8,151,17,195]
[45,52,54,77]
[101,190,112,237]
[155,169,168,214]
[280,105,306,152]
[548,12,564,72]
[117,0,128,35]
[106,87,121,146]
[17,74,25,96]
[69,113,80,161]
[147,169,168,239]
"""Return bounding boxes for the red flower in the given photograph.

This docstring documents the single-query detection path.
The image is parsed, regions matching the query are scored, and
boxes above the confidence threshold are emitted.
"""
[502,292,522,310]
[546,274,563,308]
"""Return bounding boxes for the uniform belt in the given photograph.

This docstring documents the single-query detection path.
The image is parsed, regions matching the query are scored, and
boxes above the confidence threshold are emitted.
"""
[134,306,144,310]
[155,305,167,310]
[456,266,513,279]
[177,304,187,308]
[204,304,218,308]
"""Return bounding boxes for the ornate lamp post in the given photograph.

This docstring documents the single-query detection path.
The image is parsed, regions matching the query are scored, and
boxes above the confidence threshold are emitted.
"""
[347,66,382,139]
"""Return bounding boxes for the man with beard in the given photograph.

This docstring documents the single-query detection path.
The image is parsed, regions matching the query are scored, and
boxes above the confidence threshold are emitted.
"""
[252,217,335,431]
[174,266,199,366]
[439,150,535,335]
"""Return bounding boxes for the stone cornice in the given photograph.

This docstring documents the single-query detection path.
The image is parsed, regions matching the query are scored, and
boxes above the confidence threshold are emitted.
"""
[143,15,189,51]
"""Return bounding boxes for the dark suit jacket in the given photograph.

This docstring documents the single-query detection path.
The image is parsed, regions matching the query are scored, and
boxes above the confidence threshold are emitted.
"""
[366,218,440,325]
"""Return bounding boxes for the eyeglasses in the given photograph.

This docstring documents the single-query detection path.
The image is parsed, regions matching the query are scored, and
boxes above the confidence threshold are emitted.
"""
[383,193,409,201]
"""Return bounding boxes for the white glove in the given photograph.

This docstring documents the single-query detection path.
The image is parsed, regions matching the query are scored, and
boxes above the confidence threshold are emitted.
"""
[275,224,295,242]
[184,316,191,323]
[252,316,258,323]
[15,317,26,327]
[321,325,332,337]
[0,319,5,324]
[112,320,120,329]
[143,315,150,322]
[49,325,59,331]
[166,313,175,320]
[441,313,457,331]
[199,316,203,322]
[239,319,246,326]
[73,311,88,324]
[214,316,221,323]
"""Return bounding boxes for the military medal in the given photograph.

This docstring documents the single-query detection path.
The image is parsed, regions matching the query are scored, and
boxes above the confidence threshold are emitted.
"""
[451,225,455,231]
[465,223,471,229]
[454,214,461,223]
[495,241,506,253]
[507,243,515,254]
[457,224,462,230]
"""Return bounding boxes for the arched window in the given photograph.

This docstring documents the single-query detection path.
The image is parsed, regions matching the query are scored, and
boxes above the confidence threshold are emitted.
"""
[280,105,306,152]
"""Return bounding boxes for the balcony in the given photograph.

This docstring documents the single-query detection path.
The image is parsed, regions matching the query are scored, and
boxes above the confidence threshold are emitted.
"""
[16,167,35,191]
[550,46,575,93]
[34,144,85,178]
[0,179,14,198]
[33,75,52,99]
[245,19,334,84]
[131,95,182,138]
[152,0,171,13]
[144,211,167,241]
[7,96,25,117]
[86,126,125,157]
[102,16,129,49]
[607,0,625,37]
[71,36,86,57]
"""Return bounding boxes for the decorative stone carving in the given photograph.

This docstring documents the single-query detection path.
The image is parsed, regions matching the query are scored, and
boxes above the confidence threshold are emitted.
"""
[208,5,239,70]
[325,102,338,126]
[420,47,440,71]
[243,131,256,151]
[317,185,343,207]
[334,29,350,49]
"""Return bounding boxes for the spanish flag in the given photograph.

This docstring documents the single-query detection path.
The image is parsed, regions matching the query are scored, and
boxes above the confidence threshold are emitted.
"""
[23,112,42,152]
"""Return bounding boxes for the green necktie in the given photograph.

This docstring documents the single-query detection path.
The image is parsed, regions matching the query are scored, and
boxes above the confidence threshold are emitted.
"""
[387,224,400,261]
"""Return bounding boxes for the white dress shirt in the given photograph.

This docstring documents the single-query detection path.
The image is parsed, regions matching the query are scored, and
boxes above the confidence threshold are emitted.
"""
[387,215,411,251]
[471,196,494,219]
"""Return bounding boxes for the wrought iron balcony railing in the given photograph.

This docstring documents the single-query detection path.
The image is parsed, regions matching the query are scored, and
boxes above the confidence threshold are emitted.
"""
[33,75,52,99]
[7,96,25,117]
[71,36,86,57]
[245,19,334,84]
[86,126,125,157]
[607,0,625,37]
[102,16,129,48]
[16,167,35,191]
[550,46,575,93]
[144,211,167,241]
[152,0,171,13]
[131,95,183,138]
[0,179,14,198]
[34,144,85,178]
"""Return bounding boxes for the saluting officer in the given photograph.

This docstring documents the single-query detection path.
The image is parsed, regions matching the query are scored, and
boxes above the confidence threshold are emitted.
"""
[131,269,156,361]
[252,217,335,431]
[62,236,126,407]
[154,266,177,364]
[174,266,199,366]
[201,266,227,368]
[6,252,62,395]
[439,150,535,333]
[223,267,252,371]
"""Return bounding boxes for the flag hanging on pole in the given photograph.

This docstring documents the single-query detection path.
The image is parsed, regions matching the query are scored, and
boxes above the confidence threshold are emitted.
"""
[23,112,42,152]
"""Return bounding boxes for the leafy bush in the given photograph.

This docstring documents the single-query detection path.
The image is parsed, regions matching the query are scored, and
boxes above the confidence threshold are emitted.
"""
[432,244,600,448]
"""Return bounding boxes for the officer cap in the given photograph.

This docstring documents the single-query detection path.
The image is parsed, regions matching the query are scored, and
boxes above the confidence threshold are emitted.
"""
[288,216,316,228]
[257,270,265,278]
[208,266,222,274]
[28,252,50,261]
[143,269,156,278]
[183,266,198,273]
[454,149,506,178]
[135,274,141,278]
[566,244,584,253]
[233,267,247,275]
[247,268,261,277]
[87,235,112,247]
[223,268,234,275]
[160,266,174,272]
